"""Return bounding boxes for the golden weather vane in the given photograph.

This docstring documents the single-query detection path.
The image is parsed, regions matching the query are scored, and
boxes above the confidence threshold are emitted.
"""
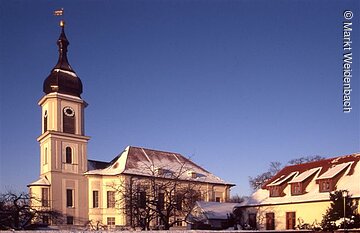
[53,8,65,27]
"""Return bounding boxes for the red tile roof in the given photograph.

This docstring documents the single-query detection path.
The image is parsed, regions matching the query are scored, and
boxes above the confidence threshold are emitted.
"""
[262,153,360,189]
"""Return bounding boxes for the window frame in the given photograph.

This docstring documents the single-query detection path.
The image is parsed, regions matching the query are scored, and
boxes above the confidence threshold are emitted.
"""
[286,212,296,229]
[65,147,72,164]
[66,189,74,208]
[319,179,332,192]
[92,190,99,208]
[44,148,48,165]
[291,182,303,195]
[266,212,275,230]
[107,217,115,228]
[41,187,49,207]
[66,216,74,225]
[107,191,115,208]
[43,110,48,132]
[269,186,281,197]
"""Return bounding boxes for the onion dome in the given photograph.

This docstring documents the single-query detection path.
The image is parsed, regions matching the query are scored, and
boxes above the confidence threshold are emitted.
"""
[43,21,83,97]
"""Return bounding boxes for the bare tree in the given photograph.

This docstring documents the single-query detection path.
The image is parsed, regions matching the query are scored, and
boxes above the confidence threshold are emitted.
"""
[228,194,245,203]
[287,155,325,165]
[110,160,203,230]
[0,191,62,230]
[249,161,282,191]
[249,155,325,191]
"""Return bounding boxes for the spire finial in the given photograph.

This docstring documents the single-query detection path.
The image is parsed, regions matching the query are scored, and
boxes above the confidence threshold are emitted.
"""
[43,8,83,97]
[52,8,73,72]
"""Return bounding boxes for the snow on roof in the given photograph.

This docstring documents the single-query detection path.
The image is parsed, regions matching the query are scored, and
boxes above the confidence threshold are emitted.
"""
[53,68,78,77]
[240,153,360,207]
[289,167,321,183]
[196,201,241,220]
[27,177,50,187]
[85,146,234,186]
[316,162,353,180]
[267,171,298,186]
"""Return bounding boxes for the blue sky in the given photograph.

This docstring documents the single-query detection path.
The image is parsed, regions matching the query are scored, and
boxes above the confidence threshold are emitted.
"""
[0,0,359,196]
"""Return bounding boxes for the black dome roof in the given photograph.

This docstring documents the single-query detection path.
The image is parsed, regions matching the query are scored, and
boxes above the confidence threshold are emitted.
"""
[43,24,83,97]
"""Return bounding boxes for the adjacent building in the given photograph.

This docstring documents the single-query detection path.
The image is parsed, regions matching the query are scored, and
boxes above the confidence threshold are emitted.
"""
[239,153,360,230]
[28,22,234,229]
[186,201,240,230]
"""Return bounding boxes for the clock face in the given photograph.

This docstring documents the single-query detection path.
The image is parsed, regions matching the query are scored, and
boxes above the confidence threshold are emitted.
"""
[64,107,75,117]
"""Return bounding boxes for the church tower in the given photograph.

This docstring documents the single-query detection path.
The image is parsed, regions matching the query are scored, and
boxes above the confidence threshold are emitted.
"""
[29,21,89,226]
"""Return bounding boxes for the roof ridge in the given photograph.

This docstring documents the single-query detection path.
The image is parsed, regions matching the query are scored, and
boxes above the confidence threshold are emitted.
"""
[129,145,181,155]
[281,153,360,170]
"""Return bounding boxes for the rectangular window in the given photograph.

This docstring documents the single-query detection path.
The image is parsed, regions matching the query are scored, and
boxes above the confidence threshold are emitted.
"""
[66,216,73,225]
[65,147,72,164]
[44,148,48,165]
[93,190,99,208]
[43,215,49,225]
[286,212,296,229]
[266,212,275,230]
[138,191,146,208]
[66,189,73,207]
[319,179,332,192]
[248,213,256,229]
[107,217,115,227]
[176,218,183,226]
[215,197,221,202]
[41,188,49,207]
[269,186,281,197]
[176,194,182,210]
[158,192,164,210]
[291,183,302,195]
[107,191,115,208]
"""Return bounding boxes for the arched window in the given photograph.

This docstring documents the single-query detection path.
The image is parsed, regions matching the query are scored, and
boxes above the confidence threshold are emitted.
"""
[63,107,75,134]
[44,148,48,165]
[65,147,72,164]
[44,110,48,132]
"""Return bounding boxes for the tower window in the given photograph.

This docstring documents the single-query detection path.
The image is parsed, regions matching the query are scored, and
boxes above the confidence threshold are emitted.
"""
[43,110,48,132]
[65,147,72,164]
[66,189,74,207]
[44,148,48,165]
[66,216,73,225]
[41,188,49,207]
[63,107,75,134]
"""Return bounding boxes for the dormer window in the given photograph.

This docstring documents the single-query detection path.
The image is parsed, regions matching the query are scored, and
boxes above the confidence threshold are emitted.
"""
[289,167,321,196]
[319,179,332,192]
[316,162,352,192]
[291,182,303,195]
[267,171,298,197]
[187,171,197,178]
[155,168,164,176]
[269,186,280,197]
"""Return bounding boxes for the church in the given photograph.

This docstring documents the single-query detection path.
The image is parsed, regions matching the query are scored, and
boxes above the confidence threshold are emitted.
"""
[28,21,234,229]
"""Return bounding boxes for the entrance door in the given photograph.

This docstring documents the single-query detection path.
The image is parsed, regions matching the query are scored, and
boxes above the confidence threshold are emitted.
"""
[286,212,296,229]
[266,213,275,230]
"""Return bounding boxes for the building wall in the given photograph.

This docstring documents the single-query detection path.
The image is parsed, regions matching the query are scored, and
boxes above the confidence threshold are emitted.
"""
[88,175,127,226]
[87,174,231,227]
[30,92,90,226]
[244,201,330,230]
